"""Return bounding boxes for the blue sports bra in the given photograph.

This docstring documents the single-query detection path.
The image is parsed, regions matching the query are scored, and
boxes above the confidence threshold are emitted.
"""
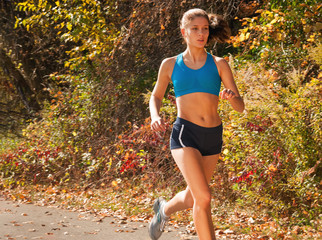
[171,52,221,98]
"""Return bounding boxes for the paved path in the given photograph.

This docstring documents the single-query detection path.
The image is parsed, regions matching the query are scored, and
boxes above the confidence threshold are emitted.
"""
[0,197,190,240]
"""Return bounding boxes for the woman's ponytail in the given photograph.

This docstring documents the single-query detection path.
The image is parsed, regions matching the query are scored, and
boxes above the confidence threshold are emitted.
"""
[208,14,231,43]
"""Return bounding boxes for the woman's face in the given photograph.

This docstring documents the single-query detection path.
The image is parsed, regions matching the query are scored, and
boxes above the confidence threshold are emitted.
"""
[181,16,209,48]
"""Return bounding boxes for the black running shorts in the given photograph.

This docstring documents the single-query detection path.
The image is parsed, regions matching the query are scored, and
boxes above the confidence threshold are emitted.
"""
[170,117,223,156]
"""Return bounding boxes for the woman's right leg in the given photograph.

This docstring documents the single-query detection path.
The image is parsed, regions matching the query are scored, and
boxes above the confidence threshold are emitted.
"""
[164,186,193,215]
[169,147,216,240]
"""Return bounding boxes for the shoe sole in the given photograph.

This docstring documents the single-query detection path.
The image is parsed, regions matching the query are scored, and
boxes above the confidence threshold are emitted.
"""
[149,198,162,240]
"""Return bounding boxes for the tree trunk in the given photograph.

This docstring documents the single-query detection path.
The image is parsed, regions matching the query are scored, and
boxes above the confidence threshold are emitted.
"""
[0,48,40,112]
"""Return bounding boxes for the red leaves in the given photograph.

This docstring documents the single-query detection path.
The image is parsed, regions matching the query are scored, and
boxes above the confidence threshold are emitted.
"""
[246,115,273,133]
[246,122,264,132]
[167,94,176,105]
[0,143,64,186]
[119,152,142,174]
[231,169,256,185]
[113,118,171,175]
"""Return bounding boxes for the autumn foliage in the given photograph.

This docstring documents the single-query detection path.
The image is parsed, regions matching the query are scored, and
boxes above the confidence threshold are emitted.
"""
[0,0,321,228]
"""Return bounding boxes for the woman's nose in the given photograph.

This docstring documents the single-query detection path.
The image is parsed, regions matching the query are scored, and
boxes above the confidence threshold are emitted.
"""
[197,29,203,35]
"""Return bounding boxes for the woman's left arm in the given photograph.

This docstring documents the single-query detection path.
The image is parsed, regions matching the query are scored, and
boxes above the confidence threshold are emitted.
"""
[216,57,245,113]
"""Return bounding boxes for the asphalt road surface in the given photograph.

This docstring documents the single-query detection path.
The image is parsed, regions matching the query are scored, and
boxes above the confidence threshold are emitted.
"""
[0,197,191,240]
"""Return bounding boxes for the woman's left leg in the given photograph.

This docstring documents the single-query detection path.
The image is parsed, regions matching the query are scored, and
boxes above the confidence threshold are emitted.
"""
[164,152,219,240]
[164,154,219,215]
[149,153,220,240]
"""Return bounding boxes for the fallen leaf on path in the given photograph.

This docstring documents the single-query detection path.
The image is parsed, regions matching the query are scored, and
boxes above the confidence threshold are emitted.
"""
[248,217,255,224]
[23,221,33,224]
[224,229,234,234]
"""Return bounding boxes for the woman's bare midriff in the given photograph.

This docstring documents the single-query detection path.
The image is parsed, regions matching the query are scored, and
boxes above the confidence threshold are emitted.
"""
[176,92,222,127]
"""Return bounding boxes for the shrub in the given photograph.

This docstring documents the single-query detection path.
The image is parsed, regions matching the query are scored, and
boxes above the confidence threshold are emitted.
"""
[218,58,321,223]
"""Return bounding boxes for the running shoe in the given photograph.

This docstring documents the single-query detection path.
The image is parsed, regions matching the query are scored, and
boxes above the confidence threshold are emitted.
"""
[148,198,169,240]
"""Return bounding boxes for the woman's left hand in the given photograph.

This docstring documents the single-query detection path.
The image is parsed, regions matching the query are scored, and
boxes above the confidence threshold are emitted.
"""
[220,88,237,100]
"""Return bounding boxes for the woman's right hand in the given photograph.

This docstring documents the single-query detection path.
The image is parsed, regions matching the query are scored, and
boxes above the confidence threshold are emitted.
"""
[151,116,166,132]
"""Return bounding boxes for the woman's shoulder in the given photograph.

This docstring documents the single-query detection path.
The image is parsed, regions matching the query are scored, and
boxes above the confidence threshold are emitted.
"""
[159,55,178,72]
[209,54,226,64]
[210,54,230,68]
[161,55,178,66]
[209,54,231,76]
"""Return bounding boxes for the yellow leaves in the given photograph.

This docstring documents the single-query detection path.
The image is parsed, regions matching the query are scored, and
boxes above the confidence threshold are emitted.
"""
[301,18,307,25]
[239,33,246,42]
[64,61,70,68]
[232,7,289,50]
[262,10,274,19]
[318,72,322,79]
[307,33,318,42]
[268,165,277,172]
[66,22,72,30]
[112,178,122,187]
[239,32,250,42]
[112,181,118,187]
[245,32,250,40]
[263,35,269,42]
[234,28,251,45]
[301,61,308,67]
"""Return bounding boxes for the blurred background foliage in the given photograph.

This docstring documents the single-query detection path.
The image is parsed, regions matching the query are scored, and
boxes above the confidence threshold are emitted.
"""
[0,0,321,225]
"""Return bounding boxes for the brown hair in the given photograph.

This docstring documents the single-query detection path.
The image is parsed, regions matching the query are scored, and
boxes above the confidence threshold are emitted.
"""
[180,8,231,43]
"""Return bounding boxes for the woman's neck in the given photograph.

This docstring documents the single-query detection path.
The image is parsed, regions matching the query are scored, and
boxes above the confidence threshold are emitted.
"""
[183,47,207,64]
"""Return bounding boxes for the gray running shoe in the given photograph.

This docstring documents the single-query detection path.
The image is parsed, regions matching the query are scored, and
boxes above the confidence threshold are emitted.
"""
[148,198,169,240]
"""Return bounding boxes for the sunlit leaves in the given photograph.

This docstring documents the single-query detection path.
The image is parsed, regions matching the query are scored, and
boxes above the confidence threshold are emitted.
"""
[231,0,321,72]
[220,59,321,223]
[15,0,120,70]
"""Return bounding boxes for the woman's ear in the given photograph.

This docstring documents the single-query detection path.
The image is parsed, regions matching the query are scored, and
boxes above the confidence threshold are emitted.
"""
[180,28,185,38]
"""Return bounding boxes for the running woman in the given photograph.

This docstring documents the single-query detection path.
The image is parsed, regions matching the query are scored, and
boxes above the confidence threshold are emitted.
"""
[148,8,245,240]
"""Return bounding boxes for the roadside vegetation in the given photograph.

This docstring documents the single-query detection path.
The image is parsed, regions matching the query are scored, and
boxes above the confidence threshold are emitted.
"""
[0,0,321,238]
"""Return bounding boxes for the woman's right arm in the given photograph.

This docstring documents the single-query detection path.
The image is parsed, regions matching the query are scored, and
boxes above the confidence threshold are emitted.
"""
[149,58,172,132]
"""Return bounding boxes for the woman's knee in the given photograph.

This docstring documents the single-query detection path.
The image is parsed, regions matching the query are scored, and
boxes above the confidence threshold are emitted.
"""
[193,190,212,209]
